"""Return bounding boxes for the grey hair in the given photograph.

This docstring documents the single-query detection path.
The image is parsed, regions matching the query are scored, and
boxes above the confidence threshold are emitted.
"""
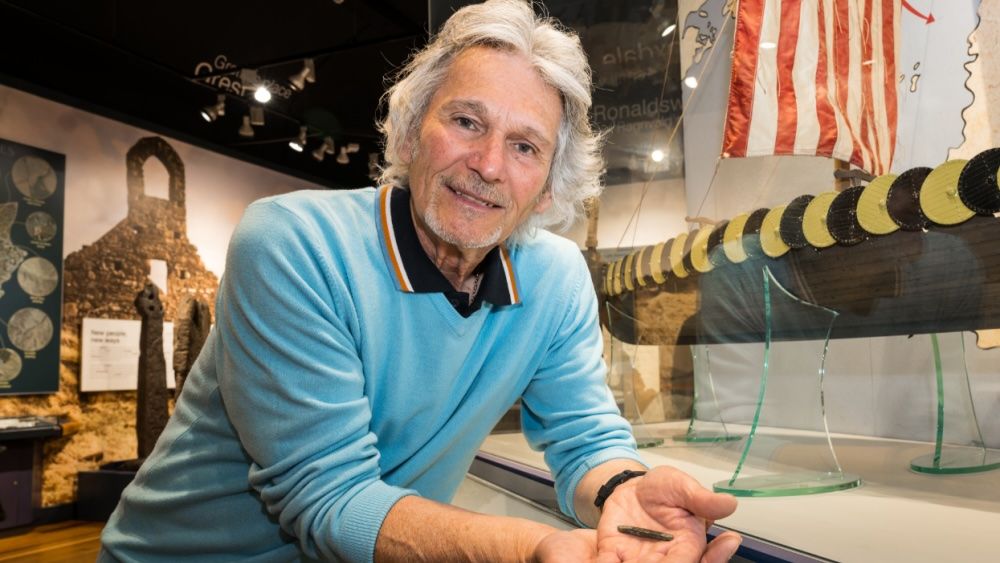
[377,0,605,244]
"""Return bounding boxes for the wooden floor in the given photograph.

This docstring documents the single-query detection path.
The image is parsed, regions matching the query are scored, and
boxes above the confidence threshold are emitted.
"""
[0,521,103,563]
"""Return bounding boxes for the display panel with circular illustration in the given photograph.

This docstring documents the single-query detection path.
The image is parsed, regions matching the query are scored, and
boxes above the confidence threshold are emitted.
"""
[11,156,58,202]
[17,256,59,299]
[7,307,54,355]
[0,347,23,385]
[0,140,64,394]
[25,211,58,244]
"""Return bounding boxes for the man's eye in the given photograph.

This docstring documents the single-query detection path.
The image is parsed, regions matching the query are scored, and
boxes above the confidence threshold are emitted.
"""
[515,143,536,155]
[455,116,476,129]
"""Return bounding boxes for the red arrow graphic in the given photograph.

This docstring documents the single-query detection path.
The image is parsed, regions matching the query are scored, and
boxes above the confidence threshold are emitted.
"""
[902,1,936,24]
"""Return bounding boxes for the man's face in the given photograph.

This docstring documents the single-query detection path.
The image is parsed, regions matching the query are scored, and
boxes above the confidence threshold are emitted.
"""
[405,46,563,249]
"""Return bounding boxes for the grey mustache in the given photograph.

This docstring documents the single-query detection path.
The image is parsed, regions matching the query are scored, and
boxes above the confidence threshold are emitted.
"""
[442,175,508,207]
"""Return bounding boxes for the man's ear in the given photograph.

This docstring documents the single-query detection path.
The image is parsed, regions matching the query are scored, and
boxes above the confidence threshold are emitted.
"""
[400,133,416,165]
[532,188,553,214]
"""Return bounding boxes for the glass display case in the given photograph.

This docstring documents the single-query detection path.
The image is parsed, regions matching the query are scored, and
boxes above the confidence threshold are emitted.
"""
[435,0,1000,561]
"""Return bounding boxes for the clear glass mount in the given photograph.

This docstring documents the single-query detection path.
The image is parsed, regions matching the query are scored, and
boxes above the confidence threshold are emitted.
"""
[712,266,861,497]
[605,301,664,448]
[673,343,741,443]
[909,332,1000,474]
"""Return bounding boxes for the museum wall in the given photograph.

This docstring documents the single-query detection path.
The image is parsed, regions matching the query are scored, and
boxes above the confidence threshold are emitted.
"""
[0,83,322,506]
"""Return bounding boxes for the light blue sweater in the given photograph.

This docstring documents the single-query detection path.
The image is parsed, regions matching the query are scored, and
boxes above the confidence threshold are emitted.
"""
[100,187,641,562]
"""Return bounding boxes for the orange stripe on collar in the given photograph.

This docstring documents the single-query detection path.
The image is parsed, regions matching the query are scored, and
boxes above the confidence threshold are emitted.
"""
[499,245,520,304]
[379,186,413,292]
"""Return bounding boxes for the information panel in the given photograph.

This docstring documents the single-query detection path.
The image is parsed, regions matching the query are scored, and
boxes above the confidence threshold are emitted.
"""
[0,138,65,395]
[80,317,174,392]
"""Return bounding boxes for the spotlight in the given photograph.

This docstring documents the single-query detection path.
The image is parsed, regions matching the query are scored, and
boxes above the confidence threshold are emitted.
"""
[651,149,665,162]
[249,105,265,127]
[312,137,335,161]
[661,23,676,37]
[289,59,316,91]
[336,142,359,165]
[254,85,272,103]
[289,126,308,152]
[684,76,699,89]
[200,94,226,122]
[238,115,254,138]
[368,152,381,180]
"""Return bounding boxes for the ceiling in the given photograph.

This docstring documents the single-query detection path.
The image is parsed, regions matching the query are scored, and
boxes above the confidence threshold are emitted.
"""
[0,0,431,188]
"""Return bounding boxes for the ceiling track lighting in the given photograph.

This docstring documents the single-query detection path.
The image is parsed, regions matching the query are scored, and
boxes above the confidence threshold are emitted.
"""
[254,85,272,103]
[289,59,316,92]
[367,152,381,180]
[238,115,254,138]
[312,137,336,161]
[200,93,226,122]
[289,126,309,152]
[336,143,360,165]
[249,105,265,127]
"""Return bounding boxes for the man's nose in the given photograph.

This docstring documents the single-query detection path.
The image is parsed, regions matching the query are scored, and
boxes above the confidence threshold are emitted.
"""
[466,133,505,183]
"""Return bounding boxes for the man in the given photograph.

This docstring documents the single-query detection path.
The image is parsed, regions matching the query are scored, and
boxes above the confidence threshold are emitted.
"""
[100,1,741,561]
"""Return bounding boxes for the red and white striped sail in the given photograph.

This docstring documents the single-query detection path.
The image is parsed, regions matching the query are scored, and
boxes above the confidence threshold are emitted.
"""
[722,0,900,175]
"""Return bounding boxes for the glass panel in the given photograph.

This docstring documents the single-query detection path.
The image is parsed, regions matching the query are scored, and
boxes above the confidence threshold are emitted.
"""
[674,343,741,443]
[910,332,1000,474]
[713,266,861,496]
[605,301,668,447]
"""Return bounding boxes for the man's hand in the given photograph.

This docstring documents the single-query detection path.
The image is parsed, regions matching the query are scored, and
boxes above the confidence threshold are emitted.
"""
[594,466,740,563]
[533,529,598,562]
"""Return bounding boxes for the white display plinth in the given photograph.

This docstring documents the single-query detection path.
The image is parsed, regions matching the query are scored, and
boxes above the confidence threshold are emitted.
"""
[479,423,1000,563]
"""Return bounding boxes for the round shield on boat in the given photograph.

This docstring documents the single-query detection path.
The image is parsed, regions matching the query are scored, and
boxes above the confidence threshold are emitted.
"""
[919,159,974,225]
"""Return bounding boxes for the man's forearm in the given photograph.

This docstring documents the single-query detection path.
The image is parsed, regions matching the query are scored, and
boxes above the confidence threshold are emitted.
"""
[375,495,557,562]
[572,459,649,528]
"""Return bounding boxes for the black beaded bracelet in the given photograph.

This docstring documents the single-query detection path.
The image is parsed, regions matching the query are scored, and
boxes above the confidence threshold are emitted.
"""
[594,469,647,510]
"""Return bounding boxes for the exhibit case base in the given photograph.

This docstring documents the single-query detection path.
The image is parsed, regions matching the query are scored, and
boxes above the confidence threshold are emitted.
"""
[76,467,135,521]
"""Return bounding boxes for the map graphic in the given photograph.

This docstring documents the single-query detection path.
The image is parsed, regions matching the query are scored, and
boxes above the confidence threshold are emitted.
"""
[676,0,982,174]
[894,0,981,170]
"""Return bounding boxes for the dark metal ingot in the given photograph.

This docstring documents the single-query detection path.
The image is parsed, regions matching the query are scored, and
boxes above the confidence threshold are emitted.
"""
[134,282,168,460]
[617,525,674,541]
[173,294,211,396]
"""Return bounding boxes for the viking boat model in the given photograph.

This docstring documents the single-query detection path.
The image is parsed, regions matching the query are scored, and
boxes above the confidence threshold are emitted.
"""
[590,1,1000,496]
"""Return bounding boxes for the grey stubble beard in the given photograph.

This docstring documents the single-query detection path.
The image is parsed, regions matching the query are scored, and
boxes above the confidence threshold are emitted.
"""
[424,174,507,249]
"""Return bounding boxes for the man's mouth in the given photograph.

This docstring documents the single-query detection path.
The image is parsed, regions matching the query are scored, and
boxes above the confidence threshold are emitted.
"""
[446,183,502,208]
